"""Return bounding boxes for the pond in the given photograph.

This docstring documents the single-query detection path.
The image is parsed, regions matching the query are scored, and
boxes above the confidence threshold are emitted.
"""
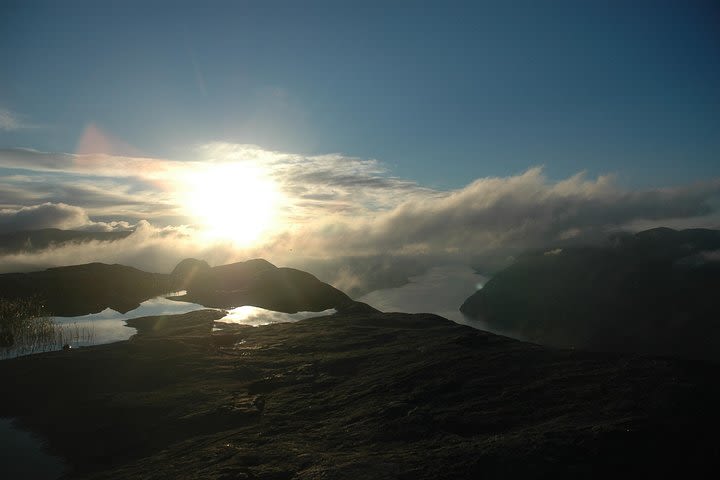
[52,292,208,346]
[1,292,336,359]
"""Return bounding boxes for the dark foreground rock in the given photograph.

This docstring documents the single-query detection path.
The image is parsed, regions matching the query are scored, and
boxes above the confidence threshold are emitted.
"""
[461,227,720,361]
[0,310,718,479]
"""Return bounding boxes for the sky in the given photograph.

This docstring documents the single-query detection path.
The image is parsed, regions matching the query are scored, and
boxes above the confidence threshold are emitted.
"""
[1,0,719,289]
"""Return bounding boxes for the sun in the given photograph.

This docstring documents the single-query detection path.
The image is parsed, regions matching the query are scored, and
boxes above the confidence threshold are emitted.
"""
[182,162,281,246]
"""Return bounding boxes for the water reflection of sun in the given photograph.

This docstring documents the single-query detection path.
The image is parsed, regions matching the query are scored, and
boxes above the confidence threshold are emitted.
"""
[181,163,281,246]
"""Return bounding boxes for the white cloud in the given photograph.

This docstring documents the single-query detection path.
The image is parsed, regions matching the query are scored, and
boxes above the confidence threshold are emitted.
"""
[0,144,719,288]
[0,219,251,274]
[0,203,135,234]
[271,167,720,260]
[0,203,92,233]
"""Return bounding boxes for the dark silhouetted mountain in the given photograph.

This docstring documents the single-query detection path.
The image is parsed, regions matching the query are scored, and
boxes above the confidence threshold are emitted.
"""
[0,228,132,253]
[169,258,370,314]
[460,227,720,360]
[0,263,171,316]
[169,257,211,289]
[0,258,374,317]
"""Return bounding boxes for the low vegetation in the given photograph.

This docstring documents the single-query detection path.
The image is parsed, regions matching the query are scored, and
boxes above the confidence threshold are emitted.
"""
[0,297,93,359]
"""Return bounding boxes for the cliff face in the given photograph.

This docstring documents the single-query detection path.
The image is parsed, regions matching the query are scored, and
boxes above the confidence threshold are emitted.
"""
[461,228,720,360]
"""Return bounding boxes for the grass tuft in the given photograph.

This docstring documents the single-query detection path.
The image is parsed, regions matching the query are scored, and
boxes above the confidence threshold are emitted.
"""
[0,297,94,359]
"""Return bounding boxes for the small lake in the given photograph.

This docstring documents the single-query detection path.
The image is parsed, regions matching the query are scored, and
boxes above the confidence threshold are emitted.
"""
[0,294,208,359]
[52,293,209,347]
[1,292,338,360]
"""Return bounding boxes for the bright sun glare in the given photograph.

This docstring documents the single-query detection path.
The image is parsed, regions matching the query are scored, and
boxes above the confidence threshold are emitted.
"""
[182,163,281,246]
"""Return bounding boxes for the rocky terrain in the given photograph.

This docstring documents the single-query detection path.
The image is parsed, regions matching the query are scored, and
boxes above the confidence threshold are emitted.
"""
[461,227,720,361]
[1,308,719,479]
[2,248,720,478]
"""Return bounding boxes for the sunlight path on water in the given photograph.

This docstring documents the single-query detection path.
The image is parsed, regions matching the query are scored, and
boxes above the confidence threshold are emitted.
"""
[217,306,336,327]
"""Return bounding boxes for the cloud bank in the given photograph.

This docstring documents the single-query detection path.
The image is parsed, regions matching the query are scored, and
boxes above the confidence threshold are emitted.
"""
[1,144,719,293]
[0,203,133,234]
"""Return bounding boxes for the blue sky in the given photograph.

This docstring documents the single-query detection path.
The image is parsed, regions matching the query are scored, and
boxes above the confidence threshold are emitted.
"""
[2,0,718,189]
[1,1,720,278]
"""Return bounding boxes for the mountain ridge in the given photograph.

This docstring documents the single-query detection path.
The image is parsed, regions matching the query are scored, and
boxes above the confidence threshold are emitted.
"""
[461,227,720,361]
[0,258,371,317]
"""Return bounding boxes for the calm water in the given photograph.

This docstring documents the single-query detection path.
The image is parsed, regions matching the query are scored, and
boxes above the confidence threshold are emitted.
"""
[359,265,525,338]
[359,265,495,329]
[0,418,65,479]
[218,306,336,327]
[2,292,338,360]
[53,293,208,347]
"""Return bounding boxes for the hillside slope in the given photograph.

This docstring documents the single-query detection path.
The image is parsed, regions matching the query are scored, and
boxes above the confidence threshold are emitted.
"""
[461,228,720,360]
[0,310,718,478]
